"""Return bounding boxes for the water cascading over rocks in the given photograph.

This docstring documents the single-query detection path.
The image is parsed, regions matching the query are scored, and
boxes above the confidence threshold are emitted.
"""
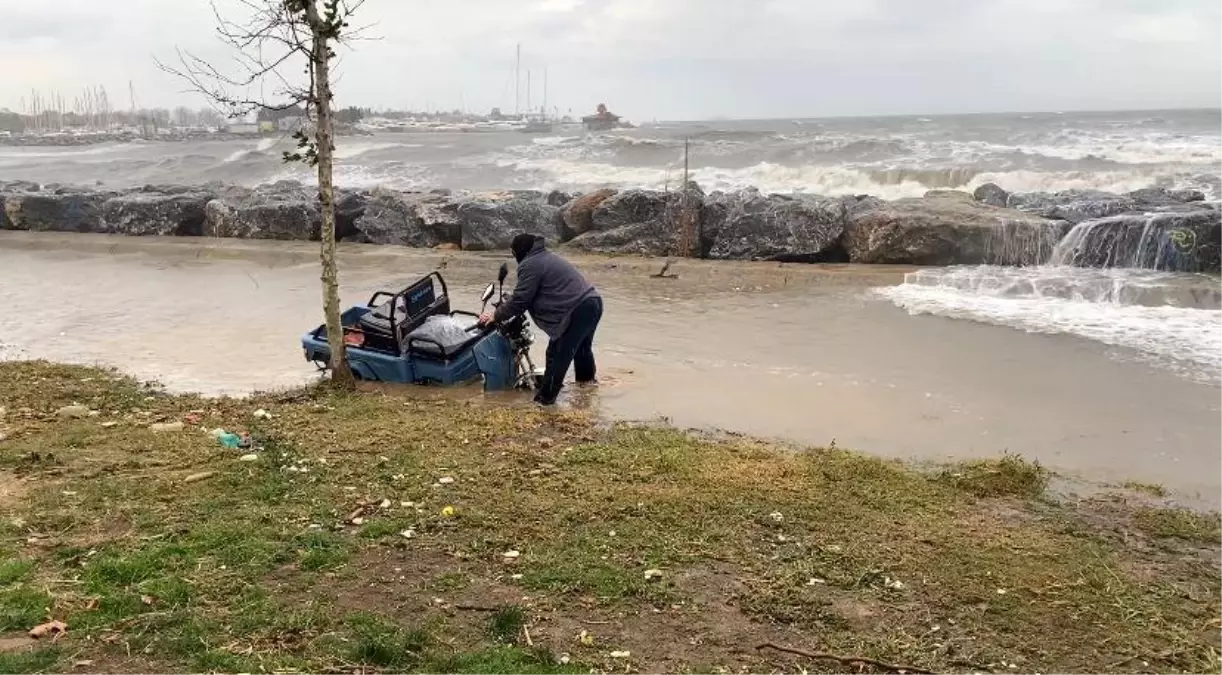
[1048,210,1221,273]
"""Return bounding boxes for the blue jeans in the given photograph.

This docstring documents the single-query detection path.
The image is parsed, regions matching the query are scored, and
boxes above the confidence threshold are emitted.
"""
[537,296,602,404]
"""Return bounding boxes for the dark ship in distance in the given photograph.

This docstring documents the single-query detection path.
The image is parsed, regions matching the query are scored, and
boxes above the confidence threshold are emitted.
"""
[582,104,634,131]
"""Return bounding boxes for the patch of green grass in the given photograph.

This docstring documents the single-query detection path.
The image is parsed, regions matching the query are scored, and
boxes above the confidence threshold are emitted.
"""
[1,361,1220,674]
[138,575,195,607]
[0,586,52,632]
[190,649,262,674]
[424,646,582,674]
[295,531,350,571]
[1122,481,1168,498]
[83,547,174,590]
[345,613,430,669]
[72,591,148,629]
[1134,507,1221,543]
[940,453,1049,498]
[488,605,526,644]
[429,572,471,592]
[359,518,410,539]
[0,560,35,586]
[520,554,653,601]
[181,522,291,572]
[0,647,61,675]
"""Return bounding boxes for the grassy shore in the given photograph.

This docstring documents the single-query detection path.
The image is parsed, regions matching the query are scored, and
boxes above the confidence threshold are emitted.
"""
[0,361,1218,674]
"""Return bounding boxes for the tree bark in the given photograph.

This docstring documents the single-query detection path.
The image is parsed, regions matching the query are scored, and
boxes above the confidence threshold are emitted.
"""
[306,3,354,389]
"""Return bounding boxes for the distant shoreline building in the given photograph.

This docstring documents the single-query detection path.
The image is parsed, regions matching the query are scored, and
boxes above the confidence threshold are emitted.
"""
[582,103,622,131]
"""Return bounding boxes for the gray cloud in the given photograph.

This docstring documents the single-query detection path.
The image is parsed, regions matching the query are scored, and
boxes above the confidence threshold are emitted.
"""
[0,0,1217,120]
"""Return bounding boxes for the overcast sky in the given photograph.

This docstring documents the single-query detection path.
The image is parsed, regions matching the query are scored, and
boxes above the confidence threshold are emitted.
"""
[1,0,1218,121]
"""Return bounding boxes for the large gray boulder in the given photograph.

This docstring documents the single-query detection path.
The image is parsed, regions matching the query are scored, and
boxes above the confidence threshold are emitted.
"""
[2,189,112,232]
[353,190,460,247]
[1006,186,1211,225]
[1006,190,1138,224]
[101,191,213,236]
[1127,186,1206,206]
[973,182,1009,207]
[456,192,562,251]
[203,182,321,240]
[702,188,883,261]
[1049,209,1220,273]
[334,189,367,240]
[567,186,703,256]
[0,180,40,193]
[844,191,1070,265]
[560,188,617,239]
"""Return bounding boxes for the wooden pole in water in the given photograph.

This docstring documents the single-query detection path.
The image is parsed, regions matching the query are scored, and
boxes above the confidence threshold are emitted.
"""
[682,137,693,257]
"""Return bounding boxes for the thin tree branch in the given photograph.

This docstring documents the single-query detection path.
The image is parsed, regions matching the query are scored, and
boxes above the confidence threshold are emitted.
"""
[755,642,934,674]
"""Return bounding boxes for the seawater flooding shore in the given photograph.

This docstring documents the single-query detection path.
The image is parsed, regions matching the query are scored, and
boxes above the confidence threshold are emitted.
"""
[1,232,1218,507]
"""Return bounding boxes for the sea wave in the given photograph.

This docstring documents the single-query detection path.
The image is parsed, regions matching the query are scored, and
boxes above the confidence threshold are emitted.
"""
[877,268,1222,384]
[481,155,1220,199]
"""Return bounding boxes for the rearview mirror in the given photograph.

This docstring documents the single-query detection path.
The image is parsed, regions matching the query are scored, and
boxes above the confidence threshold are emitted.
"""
[498,262,509,284]
[480,282,496,303]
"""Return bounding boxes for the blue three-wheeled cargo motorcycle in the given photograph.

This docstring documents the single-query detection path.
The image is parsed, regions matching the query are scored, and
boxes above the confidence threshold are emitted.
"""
[301,263,544,391]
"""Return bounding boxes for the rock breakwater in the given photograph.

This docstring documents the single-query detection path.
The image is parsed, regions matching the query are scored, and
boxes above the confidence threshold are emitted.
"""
[2,179,1216,271]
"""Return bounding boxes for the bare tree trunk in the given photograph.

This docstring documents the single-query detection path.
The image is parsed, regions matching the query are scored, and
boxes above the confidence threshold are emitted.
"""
[307,5,354,389]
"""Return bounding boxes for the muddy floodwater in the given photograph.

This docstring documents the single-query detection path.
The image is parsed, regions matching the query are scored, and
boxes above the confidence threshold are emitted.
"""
[2,232,1218,506]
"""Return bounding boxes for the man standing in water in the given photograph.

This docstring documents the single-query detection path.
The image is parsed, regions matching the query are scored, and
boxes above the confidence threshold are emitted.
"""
[478,233,603,405]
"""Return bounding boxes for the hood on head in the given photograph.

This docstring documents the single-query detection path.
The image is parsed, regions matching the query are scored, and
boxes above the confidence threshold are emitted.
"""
[511,233,545,262]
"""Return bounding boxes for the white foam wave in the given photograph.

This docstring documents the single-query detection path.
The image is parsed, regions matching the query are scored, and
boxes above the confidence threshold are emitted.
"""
[1017,133,1222,165]
[529,135,574,147]
[222,137,283,163]
[489,155,1218,199]
[0,142,132,159]
[265,162,436,191]
[333,141,420,160]
[223,148,258,163]
[878,269,1222,383]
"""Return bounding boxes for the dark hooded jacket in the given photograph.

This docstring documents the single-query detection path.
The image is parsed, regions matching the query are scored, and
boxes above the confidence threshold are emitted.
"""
[493,235,599,338]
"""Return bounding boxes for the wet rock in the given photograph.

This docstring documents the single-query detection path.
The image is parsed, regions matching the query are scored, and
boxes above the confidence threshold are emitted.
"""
[0,180,40,193]
[101,191,212,236]
[1128,186,1206,206]
[702,189,882,262]
[590,188,672,232]
[1050,209,1221,273]
[334,189,367,239]
[545,189,574,207]
[204,183,321,240]
[568,186,702,256]
[973,182,1010,207]
[0,180,42,227]
[3,190,112,232]
[1006,189,1138,224]
[456,192,562,250]
[354,190,460,247]
[560,188,617,239]
[844,191,1069,265]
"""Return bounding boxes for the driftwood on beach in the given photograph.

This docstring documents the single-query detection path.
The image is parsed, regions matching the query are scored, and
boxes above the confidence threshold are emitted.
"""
[1,178,1218,272]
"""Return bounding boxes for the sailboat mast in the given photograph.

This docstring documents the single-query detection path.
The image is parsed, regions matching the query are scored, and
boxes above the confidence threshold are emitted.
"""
[526,71,532,113]
[514,44,521,116]
[542,67,548,116]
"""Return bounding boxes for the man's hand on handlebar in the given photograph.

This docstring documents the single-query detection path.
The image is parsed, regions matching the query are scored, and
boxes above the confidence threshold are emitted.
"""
[477,310,495,327]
